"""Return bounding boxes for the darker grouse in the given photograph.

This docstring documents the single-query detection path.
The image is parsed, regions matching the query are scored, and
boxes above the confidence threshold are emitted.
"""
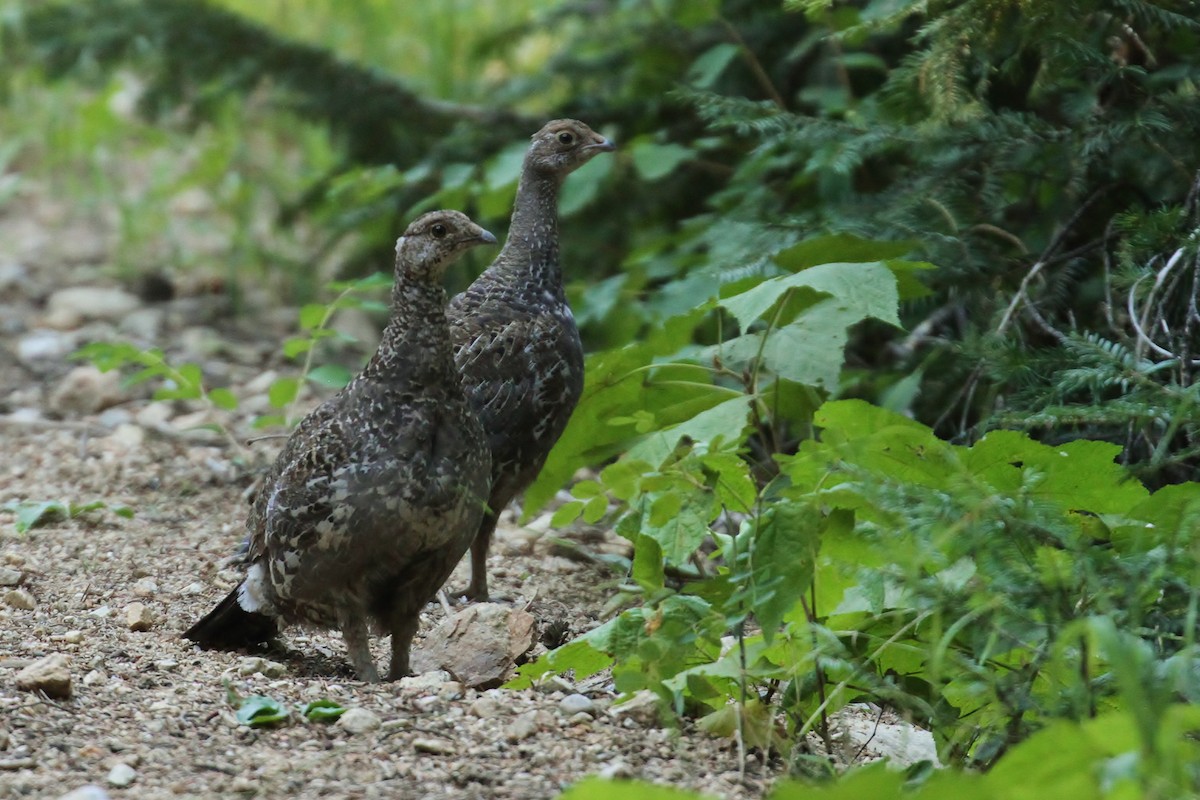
[449,119,614,600]
[184,210,496,682]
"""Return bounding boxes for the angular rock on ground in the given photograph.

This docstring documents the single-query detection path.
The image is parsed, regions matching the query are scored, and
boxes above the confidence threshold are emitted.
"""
[15,653,72,699]
[410,602,535,689]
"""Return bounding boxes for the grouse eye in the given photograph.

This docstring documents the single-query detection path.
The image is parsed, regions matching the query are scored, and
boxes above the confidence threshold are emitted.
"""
[431,223,447,238]
[557,131,574,145]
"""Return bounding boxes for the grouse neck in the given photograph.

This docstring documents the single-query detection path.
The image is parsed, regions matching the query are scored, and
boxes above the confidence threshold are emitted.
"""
[497,167,562,287]
[360,277,456,389]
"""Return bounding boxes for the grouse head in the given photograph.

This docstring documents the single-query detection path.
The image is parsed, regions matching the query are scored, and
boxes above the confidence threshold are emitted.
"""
[395,210,498,280]
[526,119,615,177]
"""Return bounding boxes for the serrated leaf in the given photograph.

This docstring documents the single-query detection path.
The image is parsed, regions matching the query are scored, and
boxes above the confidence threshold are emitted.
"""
[235,695,290,727]
[625,396,752,467]
[300,699,346,722]
[719,260,899,331]
[268,377,299,408]
[306,364,353,389]
[208,387,238,410]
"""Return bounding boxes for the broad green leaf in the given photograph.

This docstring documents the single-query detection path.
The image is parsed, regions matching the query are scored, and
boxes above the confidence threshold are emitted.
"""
[747,502,820,641]
[774,234,920,271]
[625,396,752,466]
[306,363,353,389]
[234,695,290,727]
[631,531,664,591]
[483,140,527,190]
[300,699,346,722]
[560,155,613,217]
[718,261,899,331]
[551,501,585,527]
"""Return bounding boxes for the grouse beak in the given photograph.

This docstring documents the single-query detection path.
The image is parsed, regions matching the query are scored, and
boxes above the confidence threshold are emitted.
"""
[477,229,498,245]
[586,137,616,153]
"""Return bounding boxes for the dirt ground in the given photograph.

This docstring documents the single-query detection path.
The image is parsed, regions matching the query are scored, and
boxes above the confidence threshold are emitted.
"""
[0,194,933,799]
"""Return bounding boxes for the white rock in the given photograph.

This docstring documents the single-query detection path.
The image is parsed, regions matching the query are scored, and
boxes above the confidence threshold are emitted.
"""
[469,697,502,719]
[337,707,381,735]
[135,402,173,429]
[105,762,137,788]
[398,670,453,693]
[96,408,133,428]
[132,577,158,598]
[0,567,23,586]
[559,693,595,716]
[62,630,83,644]
[16,329,74,364]
[49,366,125,416]
[88,605,113,618]
[57,785,111,800]
[47,287,140,327]
[413,737,456,755]
[118,307,165,342]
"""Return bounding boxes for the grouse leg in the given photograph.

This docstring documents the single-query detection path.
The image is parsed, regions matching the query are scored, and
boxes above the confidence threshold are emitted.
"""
[338,608,380,683]
[386,609,421,681]
[465,511,500,601]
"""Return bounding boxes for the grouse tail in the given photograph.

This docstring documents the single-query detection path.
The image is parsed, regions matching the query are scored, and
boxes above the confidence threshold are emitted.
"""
[183,586,277,649]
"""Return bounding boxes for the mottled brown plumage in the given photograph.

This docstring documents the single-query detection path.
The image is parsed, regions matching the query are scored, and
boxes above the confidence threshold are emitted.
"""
[184,211,496,682]
[449,119,614,600]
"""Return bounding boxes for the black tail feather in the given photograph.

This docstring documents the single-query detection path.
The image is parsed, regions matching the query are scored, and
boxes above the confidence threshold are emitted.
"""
[183,586,278,649]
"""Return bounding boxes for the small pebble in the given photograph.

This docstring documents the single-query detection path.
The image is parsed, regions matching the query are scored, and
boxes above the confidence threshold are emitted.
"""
[569,711,593,726]
[88,605,112,619]
[132,578,158,598]
[124,602,155,632]
[237,657,286,678]
[0,567,23,587]
[413,738,456,755]
[337,707,381,735]
[63,630,83,644]
[469,697,502,719]
[106,762,137,788]
[504,711,541,743]
[57,785,111,800]
[559,693,595,716]
[3,589,35,610]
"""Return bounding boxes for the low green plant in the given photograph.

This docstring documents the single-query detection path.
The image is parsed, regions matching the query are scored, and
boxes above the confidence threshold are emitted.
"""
[72,271,392,446]
[1,499,134,534]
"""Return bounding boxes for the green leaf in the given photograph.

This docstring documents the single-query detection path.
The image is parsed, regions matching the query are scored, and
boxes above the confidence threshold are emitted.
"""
[773,234,919,270]
[747,502,820,641]
[208,387,238,410]
[235,695,290,727]
[688,43,739,88]
[625,396,752,466]
[630,141,693,182]
[299,303,328,330]
[283,338,313,358]
[557,776,713,799]
[300,699,346,723]
[5,500,67,533]
[560,155,613,217]
[306,364,353,389]
[551,501,585,527]
[631,531,665,591]
[268,377,299,408]
[719,261,900,331]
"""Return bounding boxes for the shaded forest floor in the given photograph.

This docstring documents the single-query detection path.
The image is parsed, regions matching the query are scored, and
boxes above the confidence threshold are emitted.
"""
[0,189,932,799]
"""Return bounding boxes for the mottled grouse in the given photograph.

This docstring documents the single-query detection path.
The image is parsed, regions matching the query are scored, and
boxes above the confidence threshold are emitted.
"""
[450,119,614,600]
[184,210,496,682]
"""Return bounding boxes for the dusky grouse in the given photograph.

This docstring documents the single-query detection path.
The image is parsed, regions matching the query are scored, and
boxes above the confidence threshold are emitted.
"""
[184,210,496,682]
[450,119,614,600]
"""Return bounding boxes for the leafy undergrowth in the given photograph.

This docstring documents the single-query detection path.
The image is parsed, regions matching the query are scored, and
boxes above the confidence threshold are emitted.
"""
[513,236,1200,797]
